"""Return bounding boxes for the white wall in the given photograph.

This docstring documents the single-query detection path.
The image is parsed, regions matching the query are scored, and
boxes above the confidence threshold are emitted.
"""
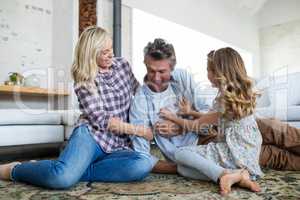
[258,0,300,76]
[0,0,78,109]
[123,0,261,78]
[52,0,78,109]
[0,0,53,87]
[52,0,78,87]
[97,0,132,63]
[260,20,300,76]
[258,0,300,28]
[131,9,254,84]
[0,0,52,109]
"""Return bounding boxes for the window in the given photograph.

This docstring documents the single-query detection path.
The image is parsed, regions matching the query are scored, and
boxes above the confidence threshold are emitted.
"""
[132,8,253,85]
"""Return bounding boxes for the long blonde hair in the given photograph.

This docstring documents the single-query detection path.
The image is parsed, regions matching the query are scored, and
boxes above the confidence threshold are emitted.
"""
[207,47,257,120]
[71,26,111,88]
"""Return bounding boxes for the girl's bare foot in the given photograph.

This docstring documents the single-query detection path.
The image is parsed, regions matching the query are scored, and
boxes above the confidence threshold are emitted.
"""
[219,169,261,196]
[238,170,261,193]
[0,162,21,180]
[219,169,243,196]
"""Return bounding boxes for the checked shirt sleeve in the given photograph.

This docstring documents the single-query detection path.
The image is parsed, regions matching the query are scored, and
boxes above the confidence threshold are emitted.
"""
[74,85,112,132]
[121,58,140,94]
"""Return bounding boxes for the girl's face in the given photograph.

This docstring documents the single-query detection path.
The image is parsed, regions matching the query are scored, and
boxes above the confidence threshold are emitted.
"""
[97,39,114,71]
[207,66,218,88]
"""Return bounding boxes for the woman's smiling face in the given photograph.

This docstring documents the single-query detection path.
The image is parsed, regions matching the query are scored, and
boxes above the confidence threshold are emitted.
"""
[97,38,114,70]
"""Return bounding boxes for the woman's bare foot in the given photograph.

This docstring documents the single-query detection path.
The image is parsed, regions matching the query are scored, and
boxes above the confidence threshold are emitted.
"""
[238,170,261,193]
[219,169,243,196]
[0,162,21,180]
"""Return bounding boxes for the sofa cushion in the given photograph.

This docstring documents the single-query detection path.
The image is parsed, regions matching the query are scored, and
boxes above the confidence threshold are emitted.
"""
[255,76,272,108]
[287,72,300,106]
[196,87,217,110]
[0,125,64,146]
[256,106,300,121]
[0,109,61,125]
[288,121,300,128]
[58,109,81,126]
[256,87,271,108]
[286,106,300,121]
[271,72,300,106]
[65,125,75,140]
[256,72,300,107]
[255,107,273,119]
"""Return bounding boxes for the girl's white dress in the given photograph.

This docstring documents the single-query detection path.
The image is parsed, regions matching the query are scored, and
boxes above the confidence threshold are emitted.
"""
[182,99,263,179]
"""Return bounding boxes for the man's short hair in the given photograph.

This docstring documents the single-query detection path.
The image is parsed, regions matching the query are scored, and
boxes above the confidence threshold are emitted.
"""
[143,38,177,70]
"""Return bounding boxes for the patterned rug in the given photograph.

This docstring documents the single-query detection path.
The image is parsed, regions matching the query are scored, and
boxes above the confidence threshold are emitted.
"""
[0,169,299,200]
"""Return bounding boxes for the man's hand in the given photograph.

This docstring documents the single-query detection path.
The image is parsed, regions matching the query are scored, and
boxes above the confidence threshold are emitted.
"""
[154,120,183,137]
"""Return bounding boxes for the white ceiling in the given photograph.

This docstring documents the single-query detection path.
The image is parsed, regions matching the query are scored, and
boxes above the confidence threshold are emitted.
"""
[231,0,269,15]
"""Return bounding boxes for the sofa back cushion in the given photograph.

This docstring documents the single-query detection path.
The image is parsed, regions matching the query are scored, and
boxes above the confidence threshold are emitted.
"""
[287,72,300,106]
[255,76,272,108]
[0,109,61,125]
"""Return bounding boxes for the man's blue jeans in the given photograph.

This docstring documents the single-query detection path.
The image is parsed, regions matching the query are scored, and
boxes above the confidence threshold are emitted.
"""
[11,125,152,189]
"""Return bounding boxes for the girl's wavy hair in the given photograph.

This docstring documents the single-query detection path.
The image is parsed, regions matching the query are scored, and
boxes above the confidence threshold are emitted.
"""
[207,47,258,120]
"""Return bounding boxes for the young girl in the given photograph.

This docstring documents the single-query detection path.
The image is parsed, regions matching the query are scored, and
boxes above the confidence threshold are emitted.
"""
[0,26,153,189]
[160,47,262,195]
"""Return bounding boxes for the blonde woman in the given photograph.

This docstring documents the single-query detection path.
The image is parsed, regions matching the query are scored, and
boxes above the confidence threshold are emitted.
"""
[159,47,262,195]
[0,26,153,189]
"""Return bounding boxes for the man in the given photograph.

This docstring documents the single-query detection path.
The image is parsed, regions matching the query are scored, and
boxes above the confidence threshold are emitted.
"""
[130,38,300,174]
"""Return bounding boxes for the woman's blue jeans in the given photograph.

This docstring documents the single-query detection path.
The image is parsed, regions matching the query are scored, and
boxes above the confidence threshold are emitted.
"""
[11,125,152,189]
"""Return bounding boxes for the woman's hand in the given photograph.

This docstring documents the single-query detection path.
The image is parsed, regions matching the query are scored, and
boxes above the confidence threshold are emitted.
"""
[178,97,193,116]
[154,120,183,137]
[135,125,154,141]
[108,117,124,133]
[108,117,153,140]
[159,108,176,121]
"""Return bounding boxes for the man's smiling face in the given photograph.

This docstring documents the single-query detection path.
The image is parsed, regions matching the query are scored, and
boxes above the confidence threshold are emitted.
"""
[145,57,172,92]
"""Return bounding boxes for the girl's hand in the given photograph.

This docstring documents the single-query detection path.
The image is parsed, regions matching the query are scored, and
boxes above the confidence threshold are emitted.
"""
[159,108,176,121]
[178,97,193,116]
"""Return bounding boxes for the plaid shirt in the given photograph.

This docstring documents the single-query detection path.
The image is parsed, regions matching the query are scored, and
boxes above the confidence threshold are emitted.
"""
[74,57,139,153]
